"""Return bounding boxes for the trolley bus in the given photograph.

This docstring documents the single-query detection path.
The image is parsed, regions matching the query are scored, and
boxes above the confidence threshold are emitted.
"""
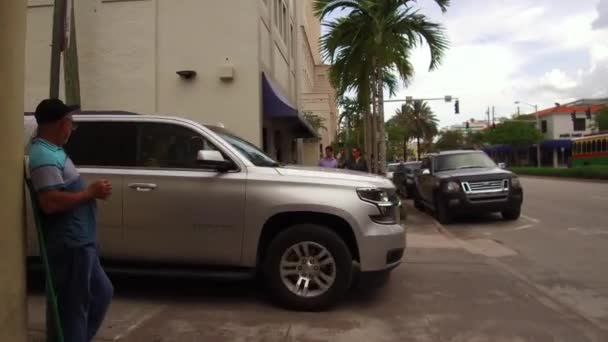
[572,133,608,167]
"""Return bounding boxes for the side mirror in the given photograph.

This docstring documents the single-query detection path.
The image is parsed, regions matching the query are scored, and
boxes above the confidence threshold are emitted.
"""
[196,150,233,171]
[421,168,431,175]
[498,162,506,169]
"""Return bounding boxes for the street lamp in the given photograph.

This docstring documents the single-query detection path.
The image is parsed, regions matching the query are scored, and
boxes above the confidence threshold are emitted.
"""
[515,101,541,168]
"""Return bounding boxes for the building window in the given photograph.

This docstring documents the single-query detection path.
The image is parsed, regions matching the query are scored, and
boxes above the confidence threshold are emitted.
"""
[602,139,607,152]
[573,118,586,131]
[541,120,547,133]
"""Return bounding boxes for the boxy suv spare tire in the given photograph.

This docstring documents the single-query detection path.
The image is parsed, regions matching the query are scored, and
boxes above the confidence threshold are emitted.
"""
[263,224,353,311]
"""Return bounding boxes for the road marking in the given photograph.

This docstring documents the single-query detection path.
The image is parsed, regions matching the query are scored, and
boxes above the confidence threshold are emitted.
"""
[513,224,533,231]
[566,227,608,236]
[521,214,540,223]
[112,305,166,341]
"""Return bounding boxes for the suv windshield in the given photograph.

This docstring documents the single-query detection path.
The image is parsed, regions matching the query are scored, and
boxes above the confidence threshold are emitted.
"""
[207,126,279,167]
[435,152,496,172]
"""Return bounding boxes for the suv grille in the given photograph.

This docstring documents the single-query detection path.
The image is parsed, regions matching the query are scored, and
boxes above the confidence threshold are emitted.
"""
[461,179,508,194]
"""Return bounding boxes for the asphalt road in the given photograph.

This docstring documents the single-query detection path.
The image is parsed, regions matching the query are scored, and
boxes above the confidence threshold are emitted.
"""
[444,176,608,331]
[26,176,608,341]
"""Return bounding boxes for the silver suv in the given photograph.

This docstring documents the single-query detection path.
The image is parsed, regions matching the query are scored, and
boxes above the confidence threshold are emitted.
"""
[24,113,405,310]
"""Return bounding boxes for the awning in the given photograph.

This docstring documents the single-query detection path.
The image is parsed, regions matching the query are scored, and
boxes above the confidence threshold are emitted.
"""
[262,73,317,138]
[541,139,572,150]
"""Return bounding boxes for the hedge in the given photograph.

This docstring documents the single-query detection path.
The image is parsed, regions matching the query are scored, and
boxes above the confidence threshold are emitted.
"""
[510,166,608,180]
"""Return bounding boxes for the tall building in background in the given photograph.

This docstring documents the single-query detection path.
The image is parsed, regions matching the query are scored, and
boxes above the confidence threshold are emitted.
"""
[24,0,337,165]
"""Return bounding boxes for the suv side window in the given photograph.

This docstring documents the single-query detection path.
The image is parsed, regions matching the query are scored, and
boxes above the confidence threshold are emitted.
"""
[65,121,137,167]
[136,123,220,169]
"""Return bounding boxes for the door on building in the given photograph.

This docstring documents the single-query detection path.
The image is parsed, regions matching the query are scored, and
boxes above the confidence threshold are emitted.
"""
[122,121,246,266]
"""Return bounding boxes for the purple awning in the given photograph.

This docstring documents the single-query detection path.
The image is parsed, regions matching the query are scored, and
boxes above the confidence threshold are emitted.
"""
[261,73,317,138]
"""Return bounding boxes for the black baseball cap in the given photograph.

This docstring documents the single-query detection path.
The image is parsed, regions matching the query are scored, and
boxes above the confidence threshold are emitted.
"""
[34,98,79,125]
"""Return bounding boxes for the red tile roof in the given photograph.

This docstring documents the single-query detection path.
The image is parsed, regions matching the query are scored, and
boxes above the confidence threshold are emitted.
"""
[536,104,607,117]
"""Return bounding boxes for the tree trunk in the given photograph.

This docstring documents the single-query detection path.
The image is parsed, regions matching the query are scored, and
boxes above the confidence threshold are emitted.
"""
[363,109,372,171]
[377,69,386,174]
[370,92,378,173]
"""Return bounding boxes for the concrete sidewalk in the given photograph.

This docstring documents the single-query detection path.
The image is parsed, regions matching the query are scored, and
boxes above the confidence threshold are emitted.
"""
[28,207,607,341]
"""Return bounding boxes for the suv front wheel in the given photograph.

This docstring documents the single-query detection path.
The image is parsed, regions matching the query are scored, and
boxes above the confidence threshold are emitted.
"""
[263,224,353,311]
[501,206,521,220]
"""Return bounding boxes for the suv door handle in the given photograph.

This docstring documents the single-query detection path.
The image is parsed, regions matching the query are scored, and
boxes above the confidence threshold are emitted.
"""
[128,183,157,192]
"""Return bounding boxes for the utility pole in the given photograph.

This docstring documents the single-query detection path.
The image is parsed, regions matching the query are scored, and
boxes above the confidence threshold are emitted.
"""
[49,0,67,98]
[486,107,491,126]
[492,106,496,127]
[63,2,81,106]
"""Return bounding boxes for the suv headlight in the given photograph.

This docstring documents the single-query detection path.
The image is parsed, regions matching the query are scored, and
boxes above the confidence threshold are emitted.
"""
[511,177,521,188]
[443,181,460,193]
[357,188,400,225]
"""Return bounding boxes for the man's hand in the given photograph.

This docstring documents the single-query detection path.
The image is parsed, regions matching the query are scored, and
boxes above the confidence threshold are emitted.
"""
[87,179,112,200]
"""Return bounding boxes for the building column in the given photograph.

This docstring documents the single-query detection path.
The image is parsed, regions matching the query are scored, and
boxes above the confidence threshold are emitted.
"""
[553,149,559,168]
[0,1,28,341]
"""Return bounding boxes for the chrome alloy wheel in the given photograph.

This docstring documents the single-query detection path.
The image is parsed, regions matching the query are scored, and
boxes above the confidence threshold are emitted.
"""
[279,241,336,298]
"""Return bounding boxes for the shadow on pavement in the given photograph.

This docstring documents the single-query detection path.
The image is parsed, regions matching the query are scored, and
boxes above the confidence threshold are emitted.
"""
[27,267,388,310]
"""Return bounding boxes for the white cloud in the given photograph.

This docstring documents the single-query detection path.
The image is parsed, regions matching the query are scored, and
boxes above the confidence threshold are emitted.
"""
[593,0,608,29]
[380,0,608,128]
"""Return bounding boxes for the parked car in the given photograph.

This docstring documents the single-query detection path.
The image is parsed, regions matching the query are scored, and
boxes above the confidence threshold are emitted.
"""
[24,113,405,311]
[413,150,523,224]
[386,163,401,181]
[393,162,421,198]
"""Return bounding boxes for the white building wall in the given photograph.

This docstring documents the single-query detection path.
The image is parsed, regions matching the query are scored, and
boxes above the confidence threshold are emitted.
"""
[545,115,594,140]
[25,0,262,145]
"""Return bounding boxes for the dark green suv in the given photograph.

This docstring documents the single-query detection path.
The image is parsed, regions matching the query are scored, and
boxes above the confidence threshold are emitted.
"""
[413,150,523,224]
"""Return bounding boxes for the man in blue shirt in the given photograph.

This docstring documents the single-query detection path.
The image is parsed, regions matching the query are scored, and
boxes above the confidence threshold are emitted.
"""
[28,98,113,342]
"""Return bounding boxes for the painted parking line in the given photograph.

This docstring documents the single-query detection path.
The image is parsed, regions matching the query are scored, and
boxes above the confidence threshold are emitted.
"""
[521,214,540,223]
[513,224,533,231]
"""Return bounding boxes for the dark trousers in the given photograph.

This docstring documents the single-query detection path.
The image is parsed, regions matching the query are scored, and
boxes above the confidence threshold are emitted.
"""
[46,244,113,342]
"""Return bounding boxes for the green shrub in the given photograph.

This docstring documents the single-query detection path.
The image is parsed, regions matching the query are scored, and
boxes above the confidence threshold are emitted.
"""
[510,166,608,180]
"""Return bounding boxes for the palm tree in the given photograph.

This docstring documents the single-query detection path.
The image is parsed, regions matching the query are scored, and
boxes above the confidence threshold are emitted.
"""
[315,0,449,173]
[337,97,362,147]
[395,100,439,159]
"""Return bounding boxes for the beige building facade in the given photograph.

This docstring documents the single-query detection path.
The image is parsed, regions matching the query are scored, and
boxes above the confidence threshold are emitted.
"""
[24,0,337,165]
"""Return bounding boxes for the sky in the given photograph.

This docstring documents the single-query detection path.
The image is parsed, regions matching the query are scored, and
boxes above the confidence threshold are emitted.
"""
[324,0,608,129]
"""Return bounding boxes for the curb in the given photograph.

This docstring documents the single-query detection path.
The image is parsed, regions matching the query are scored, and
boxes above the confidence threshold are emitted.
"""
[432,220,608,339]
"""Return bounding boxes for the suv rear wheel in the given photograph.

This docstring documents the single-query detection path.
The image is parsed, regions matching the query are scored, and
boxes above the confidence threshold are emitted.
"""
[263,224,353,311]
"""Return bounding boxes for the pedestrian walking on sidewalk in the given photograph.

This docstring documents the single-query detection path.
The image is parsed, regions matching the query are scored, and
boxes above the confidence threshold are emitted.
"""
[28,98,114,342]
[345,147,369,172]
[319,146,338,168]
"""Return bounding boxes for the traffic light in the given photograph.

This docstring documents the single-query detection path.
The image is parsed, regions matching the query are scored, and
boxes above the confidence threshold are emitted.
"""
[571,111,576,122]
[454,100,460,114]
[586,107,592,119]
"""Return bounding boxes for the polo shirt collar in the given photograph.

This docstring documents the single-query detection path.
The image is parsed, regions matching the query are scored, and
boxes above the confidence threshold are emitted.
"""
[33,137,62,152]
